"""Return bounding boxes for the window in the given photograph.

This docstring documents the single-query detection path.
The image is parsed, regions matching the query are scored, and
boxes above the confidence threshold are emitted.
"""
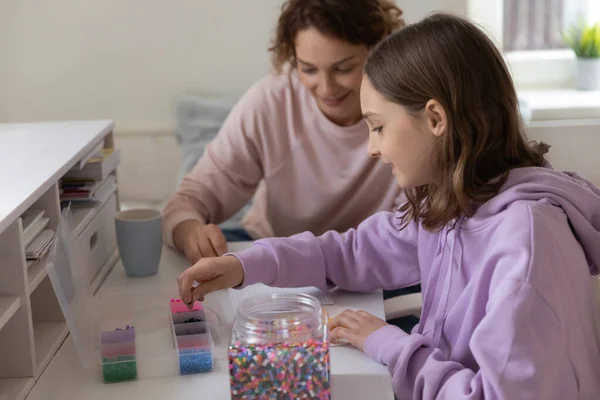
[468,0,600,88]
[503,0,595,52]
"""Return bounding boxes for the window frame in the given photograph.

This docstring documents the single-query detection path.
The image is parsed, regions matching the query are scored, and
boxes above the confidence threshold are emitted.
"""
[467,0,598,89]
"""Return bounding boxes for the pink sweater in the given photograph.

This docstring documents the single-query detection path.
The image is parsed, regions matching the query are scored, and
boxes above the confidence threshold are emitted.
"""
[163,72,402,246]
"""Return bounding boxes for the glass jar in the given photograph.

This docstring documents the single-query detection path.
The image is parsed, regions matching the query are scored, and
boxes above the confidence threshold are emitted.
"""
[228,293,330,399]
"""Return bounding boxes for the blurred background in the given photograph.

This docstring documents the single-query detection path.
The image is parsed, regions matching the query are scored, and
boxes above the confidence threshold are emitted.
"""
[1,0,599,209]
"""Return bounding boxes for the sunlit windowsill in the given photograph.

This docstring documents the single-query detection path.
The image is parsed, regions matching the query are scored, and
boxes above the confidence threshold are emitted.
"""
[502,49,600,122]
[518,88,600,122]
[507,49,575,89]
[506,49,574,62]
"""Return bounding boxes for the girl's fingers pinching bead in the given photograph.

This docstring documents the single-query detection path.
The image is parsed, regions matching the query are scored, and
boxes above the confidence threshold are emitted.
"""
[329,327,351,347]
[328,316,341,330]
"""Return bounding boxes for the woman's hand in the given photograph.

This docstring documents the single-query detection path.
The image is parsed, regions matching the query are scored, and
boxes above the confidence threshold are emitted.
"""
[329,309,389,351]
[177,255,244,307]
[173,220,228,263]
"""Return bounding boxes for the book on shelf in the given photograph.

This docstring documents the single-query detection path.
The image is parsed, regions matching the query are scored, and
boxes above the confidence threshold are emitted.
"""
[75,142,104,170]
[60,175,117,209]
[21,209,52,248]
[24,217,50,247]
[25,229,55,261]
[63,148,120,181]
[21,209,44,231]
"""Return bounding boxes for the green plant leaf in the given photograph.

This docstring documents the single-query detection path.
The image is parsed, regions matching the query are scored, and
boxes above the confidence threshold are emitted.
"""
[563,19,600,58]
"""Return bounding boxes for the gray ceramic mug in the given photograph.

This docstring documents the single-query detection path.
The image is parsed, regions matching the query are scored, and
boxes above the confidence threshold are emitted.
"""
[114,209,162,277]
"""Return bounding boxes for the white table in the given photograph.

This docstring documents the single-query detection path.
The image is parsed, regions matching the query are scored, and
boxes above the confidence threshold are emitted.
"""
[27,242,394,400]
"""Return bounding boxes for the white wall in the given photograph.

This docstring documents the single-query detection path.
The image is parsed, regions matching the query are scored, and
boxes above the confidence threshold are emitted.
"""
[0,0,468,132]
[0,0,280,132]
[527,120,600,185]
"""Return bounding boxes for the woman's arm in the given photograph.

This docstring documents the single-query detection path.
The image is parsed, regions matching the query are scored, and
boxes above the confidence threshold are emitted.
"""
[162,80,270,248]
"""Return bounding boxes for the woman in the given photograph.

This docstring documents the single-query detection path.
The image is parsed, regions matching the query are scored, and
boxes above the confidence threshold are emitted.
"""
[163,0,406,262]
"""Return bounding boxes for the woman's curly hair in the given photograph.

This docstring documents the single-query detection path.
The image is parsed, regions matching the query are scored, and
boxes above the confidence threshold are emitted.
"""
[269,0,405,73]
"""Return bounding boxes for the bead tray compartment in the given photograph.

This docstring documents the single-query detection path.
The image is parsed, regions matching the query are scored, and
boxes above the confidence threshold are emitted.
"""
[100,326,137,383]
[169,299,214,375]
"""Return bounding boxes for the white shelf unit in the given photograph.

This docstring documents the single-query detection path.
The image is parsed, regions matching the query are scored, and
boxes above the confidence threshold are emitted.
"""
[0,298,21,331]
[30,277,69,371]
[0,121,120,400]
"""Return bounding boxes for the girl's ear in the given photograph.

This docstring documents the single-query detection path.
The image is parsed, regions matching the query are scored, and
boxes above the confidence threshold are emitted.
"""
[425,99,446,137]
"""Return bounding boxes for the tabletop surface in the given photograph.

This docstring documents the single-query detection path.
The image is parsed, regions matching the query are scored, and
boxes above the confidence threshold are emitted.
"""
[27,242,394,400]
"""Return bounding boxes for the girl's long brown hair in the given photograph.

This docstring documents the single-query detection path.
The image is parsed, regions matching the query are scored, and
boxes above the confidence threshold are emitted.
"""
[364,13,549,231]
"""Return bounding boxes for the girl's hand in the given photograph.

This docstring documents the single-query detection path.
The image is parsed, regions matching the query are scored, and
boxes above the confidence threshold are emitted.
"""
[329,309,389,351]
[177,255,244,307]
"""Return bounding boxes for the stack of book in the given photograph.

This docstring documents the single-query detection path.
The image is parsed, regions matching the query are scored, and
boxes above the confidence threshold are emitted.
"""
[60,147,119,209]
[60,175,117,208]
[21,209,55,267]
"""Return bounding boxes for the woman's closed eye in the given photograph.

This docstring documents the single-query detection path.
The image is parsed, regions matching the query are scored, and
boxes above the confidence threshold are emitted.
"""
[301,68,317,75]
[335,66,355,74]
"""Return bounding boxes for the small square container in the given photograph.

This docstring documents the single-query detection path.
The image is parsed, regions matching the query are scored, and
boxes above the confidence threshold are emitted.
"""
[100,328,135,345]
[174,321,207,336]
[170,299,203,313]
[102,356,138,383]
[100,340,136,359]
[176,333,212,350]
[169,302,214,374]
[171,309,205,324]
[178,348,213,374]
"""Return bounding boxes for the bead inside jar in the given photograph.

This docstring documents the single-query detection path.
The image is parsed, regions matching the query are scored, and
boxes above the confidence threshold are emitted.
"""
[228,293,330,399]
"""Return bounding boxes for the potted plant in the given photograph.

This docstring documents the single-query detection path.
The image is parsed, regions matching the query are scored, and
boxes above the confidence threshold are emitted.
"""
[563,20,600,90]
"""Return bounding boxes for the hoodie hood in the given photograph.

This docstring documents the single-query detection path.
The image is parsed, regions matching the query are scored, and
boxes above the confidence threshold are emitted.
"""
[466,165,600,275]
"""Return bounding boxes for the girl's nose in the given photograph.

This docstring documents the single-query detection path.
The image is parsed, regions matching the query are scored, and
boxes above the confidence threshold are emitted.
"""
[367,137,380,158]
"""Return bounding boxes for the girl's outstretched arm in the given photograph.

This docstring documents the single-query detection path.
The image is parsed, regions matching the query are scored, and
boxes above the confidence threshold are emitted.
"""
[232,211,420,292]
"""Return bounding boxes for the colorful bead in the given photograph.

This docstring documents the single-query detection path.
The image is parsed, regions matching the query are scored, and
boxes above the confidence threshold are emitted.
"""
[179,350,213,374]
[228,339,330,399]
[171,298,213,376]
[102,359,137,383]
[170,298,203,312]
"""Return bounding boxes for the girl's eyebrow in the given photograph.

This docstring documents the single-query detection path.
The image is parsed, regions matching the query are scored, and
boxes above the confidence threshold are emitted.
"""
[362,112,379,121]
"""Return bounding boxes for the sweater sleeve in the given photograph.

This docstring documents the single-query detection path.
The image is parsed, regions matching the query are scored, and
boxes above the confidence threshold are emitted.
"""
[162,81,269,247]
[232,211,421,292]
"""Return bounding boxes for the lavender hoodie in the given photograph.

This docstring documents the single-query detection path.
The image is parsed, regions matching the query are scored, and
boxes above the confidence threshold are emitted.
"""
[233,166,600,399]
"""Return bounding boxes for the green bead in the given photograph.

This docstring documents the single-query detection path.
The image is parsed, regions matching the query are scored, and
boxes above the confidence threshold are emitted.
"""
[102,360,137,383]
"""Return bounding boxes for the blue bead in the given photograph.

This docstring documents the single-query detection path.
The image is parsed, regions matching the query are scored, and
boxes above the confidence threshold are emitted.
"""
[179,351,212,375]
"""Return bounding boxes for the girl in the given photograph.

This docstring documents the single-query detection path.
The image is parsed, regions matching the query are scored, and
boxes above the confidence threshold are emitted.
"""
[163,0,405,262]
[178,13,600,399]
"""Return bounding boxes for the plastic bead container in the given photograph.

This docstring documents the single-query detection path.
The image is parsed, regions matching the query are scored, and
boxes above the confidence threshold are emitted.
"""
[45,206,216,384]
[93,295,215,383]
[228,293,330,399]
[100,326,137,383]
[46,233,215,383]
[170,299,214,375]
